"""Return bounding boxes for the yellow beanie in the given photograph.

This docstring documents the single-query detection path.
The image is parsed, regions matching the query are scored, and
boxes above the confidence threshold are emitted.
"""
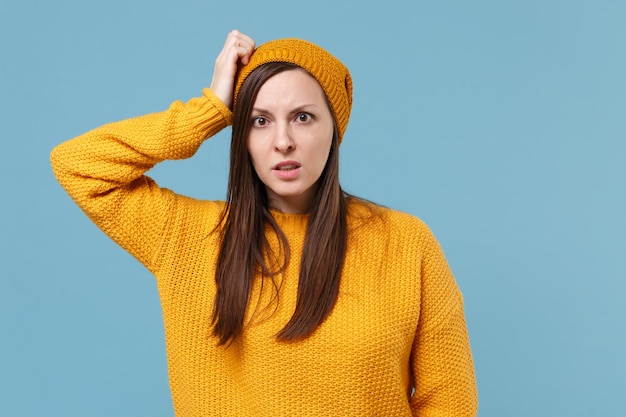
[234,38,353,143]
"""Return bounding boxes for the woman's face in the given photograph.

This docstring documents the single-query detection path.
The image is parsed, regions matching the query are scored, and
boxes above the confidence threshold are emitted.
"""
[247,68,334,214]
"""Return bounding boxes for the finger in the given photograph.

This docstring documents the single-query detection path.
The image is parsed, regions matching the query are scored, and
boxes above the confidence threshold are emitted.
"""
[210,31,255,108]
[235,32,256,51]
[226,30,255,64]
[227,29,254,46]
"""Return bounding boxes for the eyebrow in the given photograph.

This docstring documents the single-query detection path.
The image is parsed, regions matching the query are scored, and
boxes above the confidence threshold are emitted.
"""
[251,104,318,116]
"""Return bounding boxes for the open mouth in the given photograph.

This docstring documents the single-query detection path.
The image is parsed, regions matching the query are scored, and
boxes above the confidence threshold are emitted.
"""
[276,164,299,171]
[273,162,301,171]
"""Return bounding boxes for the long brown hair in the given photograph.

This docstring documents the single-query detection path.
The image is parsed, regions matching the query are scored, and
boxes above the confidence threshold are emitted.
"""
[212,62,348,345]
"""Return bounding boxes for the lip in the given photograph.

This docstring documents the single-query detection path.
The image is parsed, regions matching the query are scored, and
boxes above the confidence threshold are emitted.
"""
[272,160,302,180]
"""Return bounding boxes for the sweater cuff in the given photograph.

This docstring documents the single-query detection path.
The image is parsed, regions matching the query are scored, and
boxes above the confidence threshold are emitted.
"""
[202,88,234,126]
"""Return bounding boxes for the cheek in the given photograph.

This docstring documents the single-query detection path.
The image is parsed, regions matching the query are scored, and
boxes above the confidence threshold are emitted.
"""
[246,147,262,178]
[321,126,334,160]
[246,138,260,165]
[312,139,333,171]
[246,129,269,163]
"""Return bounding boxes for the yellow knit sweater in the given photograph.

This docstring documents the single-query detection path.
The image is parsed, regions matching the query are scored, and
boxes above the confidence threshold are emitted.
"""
[51,89,478,416]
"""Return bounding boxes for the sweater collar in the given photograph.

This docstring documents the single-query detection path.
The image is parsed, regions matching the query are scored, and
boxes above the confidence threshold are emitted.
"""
[269,209,309,234]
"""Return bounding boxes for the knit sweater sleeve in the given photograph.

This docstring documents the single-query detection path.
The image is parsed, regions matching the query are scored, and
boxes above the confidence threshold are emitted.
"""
[50,88,232,272]
[410,226,479,416]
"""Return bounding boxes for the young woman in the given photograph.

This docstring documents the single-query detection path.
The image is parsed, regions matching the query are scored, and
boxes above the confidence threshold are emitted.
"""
[51,30,478,416]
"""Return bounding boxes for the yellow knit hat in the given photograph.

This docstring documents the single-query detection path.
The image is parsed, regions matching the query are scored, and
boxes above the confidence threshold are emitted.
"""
[234,38,353,143]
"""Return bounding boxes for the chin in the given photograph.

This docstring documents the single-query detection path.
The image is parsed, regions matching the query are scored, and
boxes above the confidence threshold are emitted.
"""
[268,185,316,207]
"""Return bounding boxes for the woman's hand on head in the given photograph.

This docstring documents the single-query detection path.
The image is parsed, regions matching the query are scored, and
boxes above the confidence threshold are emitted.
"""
[210,30,255,109]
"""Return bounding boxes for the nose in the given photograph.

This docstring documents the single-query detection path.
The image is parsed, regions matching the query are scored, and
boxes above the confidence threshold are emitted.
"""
[273,122,295,153]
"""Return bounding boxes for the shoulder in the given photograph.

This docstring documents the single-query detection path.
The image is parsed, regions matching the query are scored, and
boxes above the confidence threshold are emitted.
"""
[347,198,433,239]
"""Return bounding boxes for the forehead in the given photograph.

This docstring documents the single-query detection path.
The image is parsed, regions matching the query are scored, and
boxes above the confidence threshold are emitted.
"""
[254,68,327,106]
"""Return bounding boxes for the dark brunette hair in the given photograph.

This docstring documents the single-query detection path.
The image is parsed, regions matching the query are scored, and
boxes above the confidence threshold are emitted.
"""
[212,62,348,345]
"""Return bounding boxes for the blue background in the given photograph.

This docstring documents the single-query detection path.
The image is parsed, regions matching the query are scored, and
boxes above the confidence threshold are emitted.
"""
[2,0,625,416]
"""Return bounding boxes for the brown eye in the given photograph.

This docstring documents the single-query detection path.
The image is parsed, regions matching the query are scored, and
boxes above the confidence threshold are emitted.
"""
[252,117,267,127]
[296,113,312,123]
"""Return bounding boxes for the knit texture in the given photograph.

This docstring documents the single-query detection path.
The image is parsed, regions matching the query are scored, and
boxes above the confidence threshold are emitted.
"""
[234,38,353,142]
[50,89,478,417]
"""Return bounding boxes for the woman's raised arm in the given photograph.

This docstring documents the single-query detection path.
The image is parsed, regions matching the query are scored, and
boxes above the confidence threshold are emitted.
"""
[50,89,232,271]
